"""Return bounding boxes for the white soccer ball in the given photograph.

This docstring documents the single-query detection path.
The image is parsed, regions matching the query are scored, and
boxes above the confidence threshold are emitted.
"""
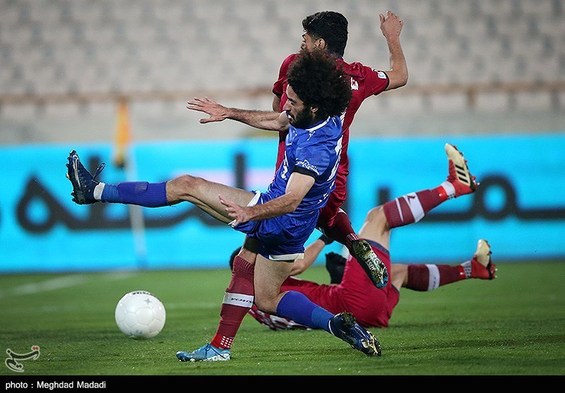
[114,290,166,339]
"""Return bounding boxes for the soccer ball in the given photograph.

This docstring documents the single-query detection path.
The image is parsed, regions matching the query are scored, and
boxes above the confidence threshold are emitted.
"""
[114,290,166,339]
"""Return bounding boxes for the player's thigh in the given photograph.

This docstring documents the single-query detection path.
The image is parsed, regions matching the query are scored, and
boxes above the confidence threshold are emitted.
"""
[170,175,255,209]
[358,206,390,249]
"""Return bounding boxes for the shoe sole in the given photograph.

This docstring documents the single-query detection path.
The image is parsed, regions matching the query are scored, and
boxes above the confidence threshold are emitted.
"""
[475,239,491,268]
[176,351,230,362]
[66,151,88,204]
[474,239,497,279]
[445,143,475,191]
[352,240,388,288]
[338,312,382,357]
[365,331,382,357]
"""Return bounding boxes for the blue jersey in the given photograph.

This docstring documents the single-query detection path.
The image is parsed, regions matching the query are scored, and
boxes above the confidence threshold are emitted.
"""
[236,116,343,260]
[269,116,342,214]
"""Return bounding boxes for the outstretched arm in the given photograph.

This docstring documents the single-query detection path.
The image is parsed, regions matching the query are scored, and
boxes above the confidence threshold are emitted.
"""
[187,97,289,131]
[379,11,408,90]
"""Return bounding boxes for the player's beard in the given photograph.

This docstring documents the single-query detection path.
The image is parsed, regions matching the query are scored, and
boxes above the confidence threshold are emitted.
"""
[289,107,315,129]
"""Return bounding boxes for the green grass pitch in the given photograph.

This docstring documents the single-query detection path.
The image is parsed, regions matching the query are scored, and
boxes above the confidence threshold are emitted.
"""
[1,261,564,378]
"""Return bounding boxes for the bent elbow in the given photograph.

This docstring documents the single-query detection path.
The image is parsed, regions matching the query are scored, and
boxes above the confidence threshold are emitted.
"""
[286,197,302,213]
[400,71,409,87]
[287,201,301,213]
[395,69,409,88]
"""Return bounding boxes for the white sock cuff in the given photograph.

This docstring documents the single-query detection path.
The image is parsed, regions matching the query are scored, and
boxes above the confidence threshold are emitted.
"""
[223,292,254,308]
[404,192,425,222]
[441,181,456,199]
[425,264,440,291]
[93,183,105,200]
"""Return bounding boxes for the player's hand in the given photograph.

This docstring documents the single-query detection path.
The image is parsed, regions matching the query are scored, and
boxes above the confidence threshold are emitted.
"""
[379,11,403,39]
[219,195,251,227]
[186,97,228,124]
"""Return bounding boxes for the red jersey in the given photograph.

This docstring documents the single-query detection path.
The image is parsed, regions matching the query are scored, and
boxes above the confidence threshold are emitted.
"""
[272,53,390,179]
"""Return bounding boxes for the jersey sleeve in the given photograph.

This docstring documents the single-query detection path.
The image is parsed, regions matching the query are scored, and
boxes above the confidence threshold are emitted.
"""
[363,67,390,97]
[347,61,390,99]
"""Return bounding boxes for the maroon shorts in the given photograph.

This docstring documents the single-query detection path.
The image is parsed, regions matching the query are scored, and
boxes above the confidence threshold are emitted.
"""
[279,239,399,328]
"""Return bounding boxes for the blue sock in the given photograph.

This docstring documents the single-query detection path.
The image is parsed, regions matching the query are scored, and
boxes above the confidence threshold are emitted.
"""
[276,291,333,332]
[101,181,168,207]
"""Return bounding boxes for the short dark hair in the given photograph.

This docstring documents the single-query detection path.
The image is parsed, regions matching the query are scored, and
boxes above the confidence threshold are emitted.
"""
[302,11,348,57]
[287,48,352,119]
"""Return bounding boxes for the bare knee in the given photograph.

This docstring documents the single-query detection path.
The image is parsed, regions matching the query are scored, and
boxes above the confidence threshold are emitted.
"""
[365,206,383,226]
[391,264,408,290]
[254,296,278,314]
[168,174,203,201]
[358,206,390,246]
[254,284,285,314]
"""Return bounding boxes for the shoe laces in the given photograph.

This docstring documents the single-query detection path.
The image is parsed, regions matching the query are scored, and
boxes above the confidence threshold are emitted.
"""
[202,343,227,356]
[91,163,106,181]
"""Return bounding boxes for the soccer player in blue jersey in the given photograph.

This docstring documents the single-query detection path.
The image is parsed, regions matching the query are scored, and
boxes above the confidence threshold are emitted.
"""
[66,49,381,360]
[190,11,407,289]
[177,10,405,362]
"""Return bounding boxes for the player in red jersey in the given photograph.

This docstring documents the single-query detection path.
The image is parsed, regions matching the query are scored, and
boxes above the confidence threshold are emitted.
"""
[243,143,498,330]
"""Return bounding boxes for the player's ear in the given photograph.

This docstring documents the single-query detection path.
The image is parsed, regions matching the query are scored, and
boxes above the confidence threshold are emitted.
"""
[315,38,326,50]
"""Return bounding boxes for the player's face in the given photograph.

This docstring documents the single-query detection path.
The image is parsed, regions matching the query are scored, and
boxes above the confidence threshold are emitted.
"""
[300,31,323,52]
[283,85,315,129]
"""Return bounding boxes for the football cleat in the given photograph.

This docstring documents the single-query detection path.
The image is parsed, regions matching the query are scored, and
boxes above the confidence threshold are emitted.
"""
[351,239,389,288]
[66,150,105,204]
[176,343,231,362]
[442,143,478,198]
[329,312,382,357]
[471,239,497,280]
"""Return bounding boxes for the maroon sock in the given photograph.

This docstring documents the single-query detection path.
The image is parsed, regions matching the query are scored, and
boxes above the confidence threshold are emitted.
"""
[319,209,358,249]
[406,264,466,291]
[210,256,255,349]
[383,189,444,229]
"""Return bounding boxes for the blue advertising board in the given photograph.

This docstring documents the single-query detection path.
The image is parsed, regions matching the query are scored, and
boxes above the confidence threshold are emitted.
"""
[1,133,563,273]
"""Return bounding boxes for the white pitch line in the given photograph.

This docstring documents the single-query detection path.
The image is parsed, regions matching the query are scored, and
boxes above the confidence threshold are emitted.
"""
[0,272,137,299]
[0,275,88,299]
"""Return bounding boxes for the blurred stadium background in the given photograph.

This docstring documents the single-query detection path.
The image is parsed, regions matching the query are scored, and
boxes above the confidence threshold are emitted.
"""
[1,0,564,272]
[1,0,564,142]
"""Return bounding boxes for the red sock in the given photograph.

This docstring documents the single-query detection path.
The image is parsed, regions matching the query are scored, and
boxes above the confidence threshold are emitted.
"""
[210,256,255,350]
[406,264,466,291]
[383,188,445,229]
